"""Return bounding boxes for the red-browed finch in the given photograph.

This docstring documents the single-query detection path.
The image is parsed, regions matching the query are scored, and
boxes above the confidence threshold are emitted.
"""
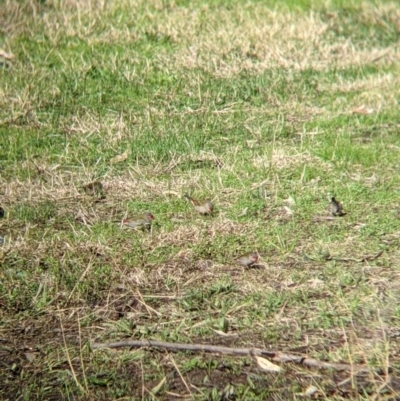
[184,193,213,215]
[82,181,104,198]
[123,212,155,229]
[237,252,259,267]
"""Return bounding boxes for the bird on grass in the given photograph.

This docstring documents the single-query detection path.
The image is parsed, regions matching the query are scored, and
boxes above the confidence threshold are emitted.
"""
[184,194,213,215]
[123,212,155,229]
[237,252,259,267]
[328,197,345,216]
[82,181,104,198]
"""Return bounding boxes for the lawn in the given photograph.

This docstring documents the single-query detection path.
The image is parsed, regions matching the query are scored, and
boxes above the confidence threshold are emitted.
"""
[1,0,400,399]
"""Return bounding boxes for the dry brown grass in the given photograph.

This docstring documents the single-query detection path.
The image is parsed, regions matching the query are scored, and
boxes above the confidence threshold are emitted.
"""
[2,0,400,399]
[4,0,400,75]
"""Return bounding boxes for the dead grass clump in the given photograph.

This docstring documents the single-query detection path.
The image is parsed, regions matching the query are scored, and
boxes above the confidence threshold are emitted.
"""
[5,1,399,77]
[253,147,328,171]
[156,2,400,75]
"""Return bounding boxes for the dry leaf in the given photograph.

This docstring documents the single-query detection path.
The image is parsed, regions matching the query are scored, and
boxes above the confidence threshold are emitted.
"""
[352,105,374,115]
[25,352,36,362]
[110,150,128,164]
[256,356,281,373]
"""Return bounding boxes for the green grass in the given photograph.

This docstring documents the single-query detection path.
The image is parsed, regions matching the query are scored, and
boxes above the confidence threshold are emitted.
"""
[1,0,400,399]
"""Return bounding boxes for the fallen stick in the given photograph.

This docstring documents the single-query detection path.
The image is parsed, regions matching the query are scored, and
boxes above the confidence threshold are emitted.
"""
[330,250,383,263]
[92,340,371,373]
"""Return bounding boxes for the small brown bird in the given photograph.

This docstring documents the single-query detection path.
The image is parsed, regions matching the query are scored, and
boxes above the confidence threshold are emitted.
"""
[123,212,155,229]
[237,252,259,267]
[82,181,104,198]
[184,194,213,215]
[328,197,345,216]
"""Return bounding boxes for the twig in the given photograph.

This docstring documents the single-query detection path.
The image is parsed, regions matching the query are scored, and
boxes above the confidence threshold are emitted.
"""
[142,294,184,300]
[77,312,89,393]
[92,340,372,373]
[169,354,194,399]
[31,277,45,306]
[135,290,162,318]
[67,257,94,303]
[140,358,145,401]
[330,250,383,263]
[59,312,86,394]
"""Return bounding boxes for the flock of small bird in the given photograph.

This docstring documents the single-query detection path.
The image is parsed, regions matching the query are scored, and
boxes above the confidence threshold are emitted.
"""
[0,191,344,268]
[119,192,260,267]
[113,191,344,268]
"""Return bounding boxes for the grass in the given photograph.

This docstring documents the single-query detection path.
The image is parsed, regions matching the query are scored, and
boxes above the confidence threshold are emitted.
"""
[1,0,400,399]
